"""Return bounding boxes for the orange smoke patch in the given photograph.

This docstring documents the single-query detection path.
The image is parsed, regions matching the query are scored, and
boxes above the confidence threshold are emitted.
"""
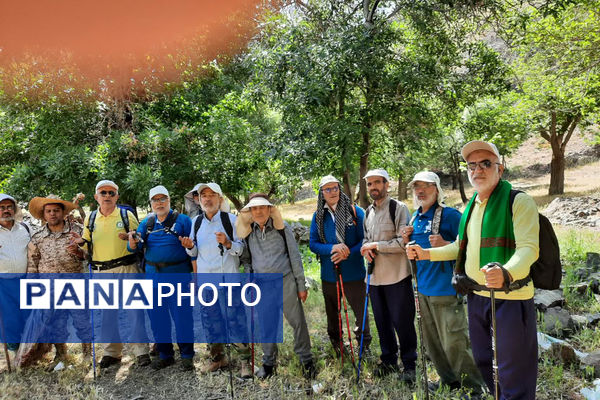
[0,0,265,99]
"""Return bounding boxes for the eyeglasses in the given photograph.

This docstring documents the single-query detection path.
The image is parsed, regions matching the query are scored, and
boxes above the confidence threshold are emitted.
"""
[99,190,116,197]
[151,196,169,204]
[0,205,15,211]
[466,160,501,171]
[413,183,434,190]
[322,186,339,194]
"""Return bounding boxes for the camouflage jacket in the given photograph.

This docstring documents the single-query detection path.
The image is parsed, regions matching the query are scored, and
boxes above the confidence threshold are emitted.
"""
[27,221,84,273]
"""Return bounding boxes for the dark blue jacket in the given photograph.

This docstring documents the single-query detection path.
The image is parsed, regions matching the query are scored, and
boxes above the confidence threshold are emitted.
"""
[309,205,366,283]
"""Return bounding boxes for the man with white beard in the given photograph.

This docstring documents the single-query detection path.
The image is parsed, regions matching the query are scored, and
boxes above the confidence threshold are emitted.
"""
[401,172,483,397]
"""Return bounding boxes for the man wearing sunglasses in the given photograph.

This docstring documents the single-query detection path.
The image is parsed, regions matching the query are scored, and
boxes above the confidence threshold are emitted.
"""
[408,141,540,399]
[309,175,370,357]
[0,194,30,354]
[128,185,194,371]
[73,180,150,369]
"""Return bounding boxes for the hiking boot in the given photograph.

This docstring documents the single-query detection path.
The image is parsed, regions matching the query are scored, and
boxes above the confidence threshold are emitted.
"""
[399,369,416,384]
[373,362,399,378]
[151,357,175,371]
[180,358,195,372]
[149,343,159,357]
[301,360,317,380]
[99,355,121,369]
[256,364,275,379]
[240,360,253,379]
[136,354,151,367]
[202,357,229,373]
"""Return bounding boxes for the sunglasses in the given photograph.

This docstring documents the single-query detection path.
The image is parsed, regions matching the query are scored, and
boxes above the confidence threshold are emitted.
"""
[466,160,501,171]
[323,186,339,194]
[151,196,169,204]
[99,190,116,197]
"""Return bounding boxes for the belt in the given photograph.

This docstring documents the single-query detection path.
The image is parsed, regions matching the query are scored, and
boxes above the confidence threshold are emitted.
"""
[146,259,190,269]
[90,254,139,271]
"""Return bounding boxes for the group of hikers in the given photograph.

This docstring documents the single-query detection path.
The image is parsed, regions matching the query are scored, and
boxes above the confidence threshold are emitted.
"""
[0,140,540,400]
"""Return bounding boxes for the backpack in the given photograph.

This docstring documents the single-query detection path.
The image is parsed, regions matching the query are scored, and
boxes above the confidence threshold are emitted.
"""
[365,198,398,232]
[87,207,135,262]
[509,190,562,290]
[244,227,290,273]
[117,204,138,221]
[193,211,234,242]
[408,205,444,235]
[146,211,180,237]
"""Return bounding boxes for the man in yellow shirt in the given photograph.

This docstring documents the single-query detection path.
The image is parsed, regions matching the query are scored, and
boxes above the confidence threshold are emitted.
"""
[408,141,539,399]
[74,180,150,369]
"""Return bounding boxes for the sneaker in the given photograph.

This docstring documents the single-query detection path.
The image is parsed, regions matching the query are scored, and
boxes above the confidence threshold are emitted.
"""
[202,357,229,373]
[399,369,416,384]
[151,357,175,371]
[179,358,195,372]
[301,360,317,380]
[136,354,151,367]
[99,355,121,369]
[256,364,275,379]
[373,362,399,378]
[240,361,253,379]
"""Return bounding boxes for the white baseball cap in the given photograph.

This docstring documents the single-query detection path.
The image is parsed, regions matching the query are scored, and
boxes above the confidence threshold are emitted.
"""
[95,180,119,192]
[409,171,444,204]
[149,185,169,200]
[196,182,223,197]
[363,168,391,181]
[319,175,340,188]
[461,140,501,161]
[0,194,17,205]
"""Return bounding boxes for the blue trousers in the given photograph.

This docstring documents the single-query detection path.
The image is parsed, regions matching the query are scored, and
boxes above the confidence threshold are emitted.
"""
[148,292,195,360]
[0,278,27,347]
[369,276,417,370]
[467,293,537,400]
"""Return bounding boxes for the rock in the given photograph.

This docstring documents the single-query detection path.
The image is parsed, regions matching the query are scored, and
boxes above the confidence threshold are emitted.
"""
[534,289,565,311]
[569,282,590,295]
[549,342,579,367]
[541,307,574,337]
[588,313,600,327]
[572,315,589,330]
[305,276,319,292]
[588,253,600,271]
[582,351,600,379]
[290,222,310,245]
[574,267,593,280]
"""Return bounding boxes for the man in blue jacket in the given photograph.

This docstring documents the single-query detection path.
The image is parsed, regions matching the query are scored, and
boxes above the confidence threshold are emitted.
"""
[128,185,195,371]
[309,175,370,355]
[402,172,483,396]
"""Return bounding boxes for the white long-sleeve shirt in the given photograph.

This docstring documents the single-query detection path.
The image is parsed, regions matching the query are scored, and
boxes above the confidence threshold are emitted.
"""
[186,211,244,274]
[0,222,30,274]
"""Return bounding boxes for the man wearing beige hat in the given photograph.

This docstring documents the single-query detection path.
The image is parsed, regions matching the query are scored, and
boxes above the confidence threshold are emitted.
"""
[23,195,91,369]
[360,168,417,382]
[237,193,315,380]
[72,179,150,369]
[401,172,483,396]
[408,141,540,399]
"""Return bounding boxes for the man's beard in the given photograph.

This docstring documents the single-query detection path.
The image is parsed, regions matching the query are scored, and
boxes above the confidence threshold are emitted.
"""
[0,215,14,222]
[369,190,384,201]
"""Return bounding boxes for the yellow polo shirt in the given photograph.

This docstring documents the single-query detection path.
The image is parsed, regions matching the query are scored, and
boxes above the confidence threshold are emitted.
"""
[429,192,539,300]
[82,208,139,262]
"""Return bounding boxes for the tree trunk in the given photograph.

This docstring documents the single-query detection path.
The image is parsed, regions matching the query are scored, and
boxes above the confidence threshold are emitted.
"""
[358,129,370,209]
[397,175,407,200]
[450,148,468,203]
[342,168,354,201]
[544,112,580,195]
[457,171,468,203]
[549,151,565,195]
[224,191,243,212]
[451,174,457,190]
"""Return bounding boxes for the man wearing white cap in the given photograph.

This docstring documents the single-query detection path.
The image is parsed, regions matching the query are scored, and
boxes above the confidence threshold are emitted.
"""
[0,193,30,352]
[72,179,150,369]
[179,182,251,377]
[360,168,417,381]
[128,185,194,371]
[408,141,540,399]
[402,172,483,396]
[237,193,315,380]
[309,175,370,356]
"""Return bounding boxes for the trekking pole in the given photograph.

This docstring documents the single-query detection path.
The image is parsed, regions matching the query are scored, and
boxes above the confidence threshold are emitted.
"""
[219,243,234,399]
[335,267,344,367]
[407,241,429,400]
[0,305,12,373]
[335,264,356,369]
[249,264,255,383]
[88,263,97,380]
[490,289,499,400]
[356,260,373,384]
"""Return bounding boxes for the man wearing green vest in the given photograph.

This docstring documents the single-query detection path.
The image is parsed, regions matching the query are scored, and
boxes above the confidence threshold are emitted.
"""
[407,141,539,399]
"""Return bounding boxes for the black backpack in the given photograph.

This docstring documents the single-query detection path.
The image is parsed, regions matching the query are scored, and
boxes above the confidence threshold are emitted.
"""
[509,190,562,290]
[193,211,234,242]
[87,207,135,263]
[365,198,398,231]
[146,211,180,237]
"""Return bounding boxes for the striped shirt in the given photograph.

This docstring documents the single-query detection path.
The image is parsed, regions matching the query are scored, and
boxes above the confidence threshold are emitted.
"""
[0,222,30,274]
